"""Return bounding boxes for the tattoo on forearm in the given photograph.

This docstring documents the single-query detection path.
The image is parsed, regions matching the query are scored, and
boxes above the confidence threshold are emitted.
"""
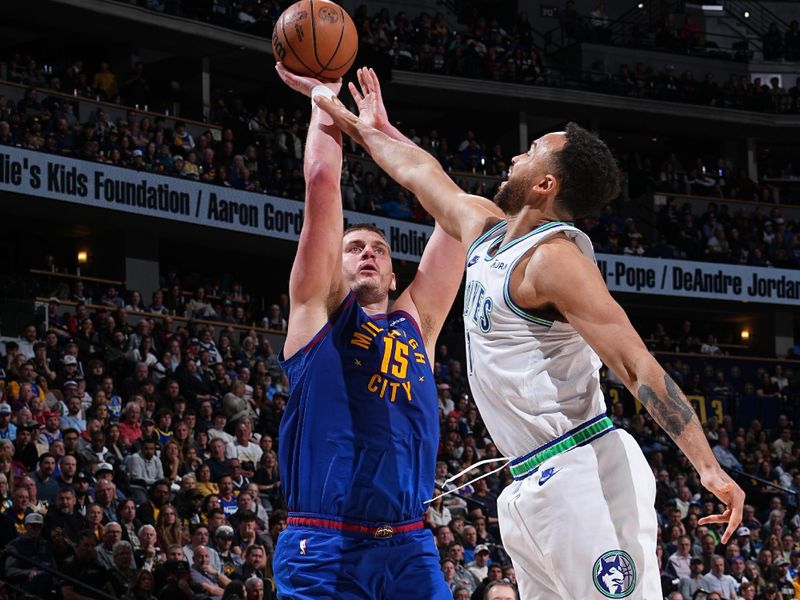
[637,375,695,437]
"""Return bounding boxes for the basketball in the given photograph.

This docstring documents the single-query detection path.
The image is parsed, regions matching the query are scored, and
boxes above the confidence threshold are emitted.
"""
[272,0,358,81]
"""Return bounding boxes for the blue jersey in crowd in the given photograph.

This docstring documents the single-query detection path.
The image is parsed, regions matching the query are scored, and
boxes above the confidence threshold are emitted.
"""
[278,292,439,524]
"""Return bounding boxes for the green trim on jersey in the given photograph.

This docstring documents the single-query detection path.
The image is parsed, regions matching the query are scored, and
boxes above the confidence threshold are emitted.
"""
[500,221,577,326]
[466,220,506,261]
[487,220,573,260]
[503,250,554,327]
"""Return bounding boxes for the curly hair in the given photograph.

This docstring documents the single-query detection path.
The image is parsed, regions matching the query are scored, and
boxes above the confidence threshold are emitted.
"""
[552,122,620,218]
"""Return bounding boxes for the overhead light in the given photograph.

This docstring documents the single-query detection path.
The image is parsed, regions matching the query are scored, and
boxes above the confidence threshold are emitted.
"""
[637,2,644,8]
[743,11,750,18]
[77,251,88,265]
[740,329,750,340]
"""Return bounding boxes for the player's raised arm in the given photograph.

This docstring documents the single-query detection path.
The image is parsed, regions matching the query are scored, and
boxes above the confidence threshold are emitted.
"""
[275,64,345,356]
[345,67,465,349]
[314,91,501,247]
[527,238,745,544]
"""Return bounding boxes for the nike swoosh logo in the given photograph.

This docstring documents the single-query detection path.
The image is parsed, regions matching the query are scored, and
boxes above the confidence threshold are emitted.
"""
[539,467,561,486]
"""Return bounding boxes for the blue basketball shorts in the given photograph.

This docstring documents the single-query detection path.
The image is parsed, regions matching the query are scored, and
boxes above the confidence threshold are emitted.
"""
[274,524,452,599]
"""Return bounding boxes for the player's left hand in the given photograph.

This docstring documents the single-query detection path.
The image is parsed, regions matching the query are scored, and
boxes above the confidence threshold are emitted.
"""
[697,468,745,544]
[275,63,342,98]
[348,67,388,130]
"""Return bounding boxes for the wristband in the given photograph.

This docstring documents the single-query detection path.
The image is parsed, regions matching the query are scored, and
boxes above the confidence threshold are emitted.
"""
[311,85,336,106]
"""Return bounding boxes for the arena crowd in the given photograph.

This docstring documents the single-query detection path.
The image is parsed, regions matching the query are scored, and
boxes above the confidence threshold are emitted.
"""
[0,264,799,600]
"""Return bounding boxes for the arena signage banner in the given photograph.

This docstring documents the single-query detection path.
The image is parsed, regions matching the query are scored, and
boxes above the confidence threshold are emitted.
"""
[0,146,432,262]
[597,253,800,305]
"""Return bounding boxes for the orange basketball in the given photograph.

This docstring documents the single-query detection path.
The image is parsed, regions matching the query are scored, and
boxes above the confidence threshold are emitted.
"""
[272,0,358,81]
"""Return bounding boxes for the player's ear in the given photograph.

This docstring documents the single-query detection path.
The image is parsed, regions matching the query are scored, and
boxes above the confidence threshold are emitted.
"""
[389,273,397,292]
[533,174,558,194]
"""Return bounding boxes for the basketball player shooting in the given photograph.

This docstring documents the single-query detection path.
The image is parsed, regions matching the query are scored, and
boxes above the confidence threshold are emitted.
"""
[272,63,464,599]
[314,74,745,599]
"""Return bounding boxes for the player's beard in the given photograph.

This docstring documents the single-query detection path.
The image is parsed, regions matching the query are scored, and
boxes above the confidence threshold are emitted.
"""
[493,174,530,215]
[351,274,389,305]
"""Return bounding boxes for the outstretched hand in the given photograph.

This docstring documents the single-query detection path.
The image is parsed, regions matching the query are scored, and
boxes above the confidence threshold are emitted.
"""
[697,468,745,544]
[348,67,388,130]
[313,93,366,146]
[275,62,342,98]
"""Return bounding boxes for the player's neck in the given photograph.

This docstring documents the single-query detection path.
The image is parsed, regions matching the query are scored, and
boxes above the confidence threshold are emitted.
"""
[358,296,390,316]
[505,205,568,240]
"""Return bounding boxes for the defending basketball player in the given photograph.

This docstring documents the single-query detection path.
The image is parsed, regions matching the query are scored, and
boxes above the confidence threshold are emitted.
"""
[315,75,745,599]
[272,64,464,599]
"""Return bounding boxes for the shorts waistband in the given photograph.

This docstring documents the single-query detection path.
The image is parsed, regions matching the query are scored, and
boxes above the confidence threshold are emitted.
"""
[509,415,616,480]
[286,513,424,539]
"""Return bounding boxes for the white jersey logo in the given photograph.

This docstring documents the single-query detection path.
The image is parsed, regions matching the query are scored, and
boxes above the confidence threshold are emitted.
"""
[464,280,493,333]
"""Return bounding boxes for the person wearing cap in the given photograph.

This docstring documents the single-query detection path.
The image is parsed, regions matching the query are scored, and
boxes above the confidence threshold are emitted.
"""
[679,557,706,599]
[701,555,738,599]
[788,548,800,580]
[214,524,243,576]
[4,511,55,596]
[736,525,758,560]
[55,353,80,389]
[770,556,795,597]
[467,543,491,583]
[0,403,16,441]
[137,417,159,451]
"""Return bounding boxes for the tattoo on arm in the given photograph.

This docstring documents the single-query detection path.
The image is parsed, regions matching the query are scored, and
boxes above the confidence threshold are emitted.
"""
[637,375,695,437]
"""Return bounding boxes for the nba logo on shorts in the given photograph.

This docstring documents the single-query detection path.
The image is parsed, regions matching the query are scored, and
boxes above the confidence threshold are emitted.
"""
[592,550,636,598]
[299,539,307,555]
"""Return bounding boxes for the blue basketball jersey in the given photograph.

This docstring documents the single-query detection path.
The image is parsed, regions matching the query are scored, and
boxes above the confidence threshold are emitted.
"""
[278,292,439,523]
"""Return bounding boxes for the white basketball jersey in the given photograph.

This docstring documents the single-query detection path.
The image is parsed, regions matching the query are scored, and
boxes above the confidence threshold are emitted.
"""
[463,220,607,458]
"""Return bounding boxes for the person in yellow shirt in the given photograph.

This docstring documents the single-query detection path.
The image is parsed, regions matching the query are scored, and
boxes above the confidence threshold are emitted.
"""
[93,62,118,100]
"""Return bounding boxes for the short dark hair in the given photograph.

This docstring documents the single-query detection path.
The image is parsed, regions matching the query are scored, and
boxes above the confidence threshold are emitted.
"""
[269,510,288,529]
[552,122,620,218]
[190,523,209,535]
[343,223,388,243]
[484,580,517,600]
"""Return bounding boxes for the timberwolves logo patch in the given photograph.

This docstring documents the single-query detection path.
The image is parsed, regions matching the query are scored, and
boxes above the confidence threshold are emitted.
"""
[592,550,636,598]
